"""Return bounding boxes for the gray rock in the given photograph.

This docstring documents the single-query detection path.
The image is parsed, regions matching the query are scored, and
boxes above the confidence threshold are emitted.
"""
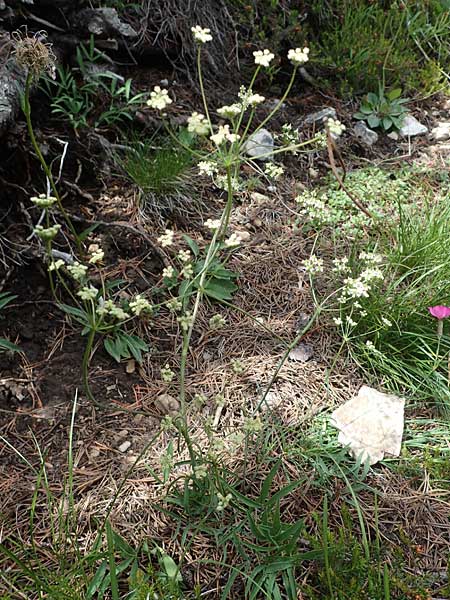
[387,131,399,141]
[431,122,450,141]
[118,440,131,453]
[354,121,378,146]
[399,114,428,137]
[304,107,337,126]
[244,128,274,160]
[288,343,314,362]
[77,8,138,38]
[0,53,26,138]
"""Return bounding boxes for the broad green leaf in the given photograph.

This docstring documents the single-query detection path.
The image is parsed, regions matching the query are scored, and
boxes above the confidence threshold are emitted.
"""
[367,92,379,105]
[387,87,402,100]
[161,553,182,582]
[367,114,381,128]
[182,234,199,257]
[104,337,121,362]
[382,116,393,130]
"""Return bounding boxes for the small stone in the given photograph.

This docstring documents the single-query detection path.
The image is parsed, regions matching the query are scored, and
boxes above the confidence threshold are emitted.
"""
[126,359,136,374]
[244,128,274,160]
[118,440,131,453]
[160,79,169,86]
[431,122,450,141]
[399,114,428,137]
[387,131,399,141]
[250,192,270,203]
[354,121,379,146]
[304,107,337,126]
[308,167,319,179]
[288,343,314,362]
[155,393,180,416]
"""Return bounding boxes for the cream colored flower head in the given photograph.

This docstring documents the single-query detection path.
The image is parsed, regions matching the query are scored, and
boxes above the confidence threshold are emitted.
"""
[147,86,172,111]
[247,93,265,106]
[88,244,104,264]
[210,124,240,146]
[198,161,217,176]
[191,26,212,43]
[253,49,275,67]
[31,194,57,208]
[157,229,174,248]
[326,117,346,137]
[288,47,310,66]
[217,103,242,119]
[187,112,209,135]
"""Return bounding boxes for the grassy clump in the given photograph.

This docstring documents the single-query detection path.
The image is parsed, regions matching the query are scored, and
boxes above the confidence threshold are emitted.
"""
[120,136,193,195]
[331,182,450,414]
[310,0,450,95]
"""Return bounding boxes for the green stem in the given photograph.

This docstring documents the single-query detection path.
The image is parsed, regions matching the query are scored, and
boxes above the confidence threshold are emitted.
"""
[81,327,99,407]
[197,46,213,134]
[178,167,235,412]
[23,72,81,252]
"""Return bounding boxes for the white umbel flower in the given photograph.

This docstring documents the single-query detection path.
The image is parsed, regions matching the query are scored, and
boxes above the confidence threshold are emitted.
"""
[253,49,275,67]
[66,262,87,281]
[288,47,310,66]
[217,103,242,118]
[30,194,57,208]
[88,244,104,264]
[204,218,221,231]
[264,162,284,179]
[224,233,243,248]
[198,161,218,176]
[147,86,172,111]
[129,294,153,316]
[187,112,209,135]
[210,124,240,145]
[247,93,265,106]
[157,229,174,248]
[326,117,346,137]
[191,25,212,43]
[77,286,98,301]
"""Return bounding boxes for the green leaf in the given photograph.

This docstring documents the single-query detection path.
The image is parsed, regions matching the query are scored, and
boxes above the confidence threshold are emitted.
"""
[78,223,99,242]
[203,279,238,301]
[0,292,17,310]
[382,116,393,130]
[178,279,192,300]
[124,334,148,363]
[387,87,402,101]
[160,553,182,582]
[86,560,108,599]
[359,104,373,114]
[353,112,366,120]
[182,234,200,257]
[367,114,381,128]
[259,459,282,503]
[178,127,195,147]
[59,303,90,327]
[104,337,122,362]
[367,92,379,105]
[0,339,21,353]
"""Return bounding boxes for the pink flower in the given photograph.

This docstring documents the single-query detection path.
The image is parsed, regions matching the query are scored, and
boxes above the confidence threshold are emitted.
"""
[428,305,450,320]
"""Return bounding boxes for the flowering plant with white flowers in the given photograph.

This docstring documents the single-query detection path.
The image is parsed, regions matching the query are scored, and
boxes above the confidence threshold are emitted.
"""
[141,26,328,423]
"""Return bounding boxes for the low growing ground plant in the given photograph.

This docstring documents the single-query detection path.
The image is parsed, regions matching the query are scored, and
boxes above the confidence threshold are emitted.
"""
[304,176,450,415]
[354,86,409,132]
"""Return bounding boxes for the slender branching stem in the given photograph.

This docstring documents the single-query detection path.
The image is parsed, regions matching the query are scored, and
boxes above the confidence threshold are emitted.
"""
[23,72,81,252]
